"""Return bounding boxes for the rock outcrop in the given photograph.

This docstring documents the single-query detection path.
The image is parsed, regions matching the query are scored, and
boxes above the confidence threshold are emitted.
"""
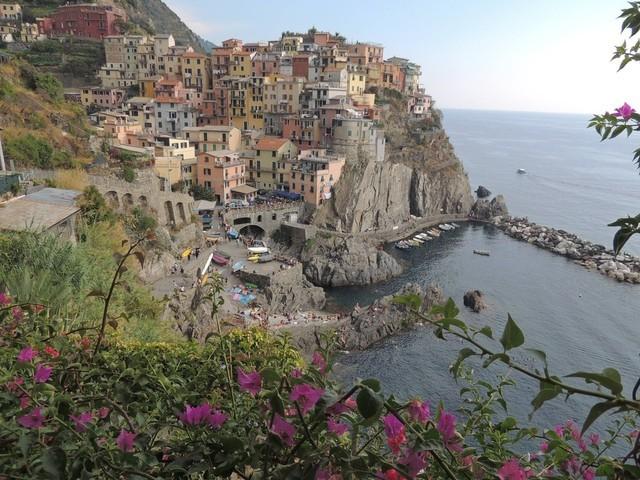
[470,195,509,220]
[475,185,491,198]
[286,282,445,352]
[301,235,402,287]
[264,276,326,314]
[492,216,640,284]
[463,290,486,312]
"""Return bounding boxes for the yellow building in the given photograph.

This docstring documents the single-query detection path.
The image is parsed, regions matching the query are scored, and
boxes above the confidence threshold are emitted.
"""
[180,51,211,92]
[0,3,21,21]
[182,125,242,154]
[347,70,366,96]
[153,136,197,188]
[250,137,298,190]
[246,76,264,130]
[229,51,252,77]
[263,75,304,115]
[281,36,303,53]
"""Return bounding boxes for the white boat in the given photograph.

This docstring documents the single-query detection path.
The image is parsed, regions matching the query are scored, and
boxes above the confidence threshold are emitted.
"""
[517,168,527,174]
[428,229,440,237]
[408,240,420,246]
[412,236,424,244]
[248,246,269,254]
[416,233,430,240]
[451,223,460,228]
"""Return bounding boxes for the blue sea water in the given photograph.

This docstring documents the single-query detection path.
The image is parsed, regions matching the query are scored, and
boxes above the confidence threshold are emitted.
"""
[328,110,640,431]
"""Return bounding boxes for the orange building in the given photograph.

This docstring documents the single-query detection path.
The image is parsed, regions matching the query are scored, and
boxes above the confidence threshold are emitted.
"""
[288,149,345,205]
[197,150,246,204]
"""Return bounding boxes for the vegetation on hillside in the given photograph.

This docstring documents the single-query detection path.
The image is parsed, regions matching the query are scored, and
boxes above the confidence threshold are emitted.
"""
[0,61,94,168]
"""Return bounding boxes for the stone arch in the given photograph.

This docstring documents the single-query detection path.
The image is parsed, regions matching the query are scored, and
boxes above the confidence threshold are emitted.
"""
[122,193,134,212]
[138,195,149,209]
[105,191,119,209]
[176,202,187,224]
[164,201,176,226]
[239,225,265,239]
[233,217,251,226]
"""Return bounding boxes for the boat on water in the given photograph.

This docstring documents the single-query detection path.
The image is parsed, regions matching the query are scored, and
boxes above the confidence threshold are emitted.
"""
[395,242,409,249]
[473,249,490,256]
[451,222,460,228]
[416,233,430,240]
[439,224,454,231]
[428,228,440,237]
[517,168,527,174]
[412,236,424,244]
[408,239,420,246]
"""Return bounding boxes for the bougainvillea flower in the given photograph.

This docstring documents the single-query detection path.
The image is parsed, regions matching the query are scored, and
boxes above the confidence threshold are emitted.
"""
[327,417,349,436]
[70,411,93,432]
[408,400,431,424]
[209,409,227,429]
[12,307,24,321]
[5,376,24,393]
[271,413,296,446]
[180,403,213,426]
[312,351,327,373]
[497,458,533,480]
[553,424,564,437]
[291,368,303,378]
[34,365,52,384]
[236,368,262,396]
[315,468,330,480]
[589,433,600,446]
[437,410,457,443]
[17,346,38,363]
[381,469,400,480]
[0,292,10,306]
[583,468,596,480]
[290,383,324,414]
[17,408,45,429]
[98,407,111,419]
[79,337,91,350]
[383,414,406,454]
[614,102,636,120]
[400,449,427,478]
[116,429,136,452]
[43,346,59,359]
[19,395,30,409]
[539,441,549,453]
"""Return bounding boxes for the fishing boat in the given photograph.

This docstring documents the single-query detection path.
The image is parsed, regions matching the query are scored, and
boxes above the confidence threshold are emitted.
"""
[451,223,460,228]
[517,168,527,174]
[416,233,430,240]
[212,252,230,266]
[395,241,410,249]
[428,228,440,237]
[412,236,424,244]
[408,239,420,246]
[473,249,490,256]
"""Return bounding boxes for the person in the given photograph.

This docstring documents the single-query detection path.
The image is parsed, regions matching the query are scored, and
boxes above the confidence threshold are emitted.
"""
[180,266,184,275]
[187,251,192,261]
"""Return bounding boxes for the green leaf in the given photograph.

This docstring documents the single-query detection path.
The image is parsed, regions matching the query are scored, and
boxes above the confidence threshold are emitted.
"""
[531,380,562,413]
[41,447,66,480]
[450,348,477,377]
[356,387,383,420]
[269,391,285,415]
[477,326,493,339]
[360,378,381,393]
[610,124,627,138]
[581,401,617,434]
[525,348,548,371]
[566,370,623,396]
[219,436,244,453]
[500,314,525,351]
[482,353,509,368]
[260,367,280,386]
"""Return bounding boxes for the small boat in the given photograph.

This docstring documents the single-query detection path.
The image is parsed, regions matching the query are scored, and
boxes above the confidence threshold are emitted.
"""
[212,253,230,266]
[473,249,490,256]
[517,168,527,174]
[395,241,410,250]
[428,229,440,237]
[416,233,430,240]
[451,223,460,228]
[248,246,269,254]
[258,254,274,263]
[412,236,424,244]
[408,240,420,246]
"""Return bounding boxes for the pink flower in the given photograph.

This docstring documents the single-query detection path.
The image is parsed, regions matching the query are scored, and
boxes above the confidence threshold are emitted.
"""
[400,449,427,478]
[98,407,110,419]
[12,306,23,321]
[0,291,10,306]
[578,438,587,452]
[17,407,45,429]
[614,102,636,121]
[5,377,24,393]
[553,424,564,437]
[315,468,330,480]
[437,410,456,443]
[589,433,600,446]
[236,368,261,396]
[79,337,91,350]
[344,397,357,410]
[328,417,349,436]
[116,429,136,452]
[271,413,296,446]
[383,414,406,454]
[17,346,38,363]
[583,468,596,480]
[312,351,327,373]
[497,458,533,480]
[209,409,227,429]
[289,383,324,415]
[539,441,549,453]
[180,403,213,426]
[19,395,30,409]
[34,364,52,383]
[381,470,400,480]
[408,400,430,424]
[43,346,59,359]
[70,411,93,432]
[291,368,303,378]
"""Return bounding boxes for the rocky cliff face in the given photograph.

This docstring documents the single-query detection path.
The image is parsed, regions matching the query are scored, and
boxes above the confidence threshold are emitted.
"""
[314,106,473,234]
[301,235,401,287]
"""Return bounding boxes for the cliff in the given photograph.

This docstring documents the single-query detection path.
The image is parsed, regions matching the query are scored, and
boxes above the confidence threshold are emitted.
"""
[313,95,473,234]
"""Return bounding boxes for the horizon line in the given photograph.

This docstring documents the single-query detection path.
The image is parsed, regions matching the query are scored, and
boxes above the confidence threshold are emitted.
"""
[439,106,595,116]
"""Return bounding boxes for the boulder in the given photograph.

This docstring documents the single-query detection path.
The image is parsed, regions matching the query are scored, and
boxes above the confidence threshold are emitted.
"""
[470,195,509,220]
[463,290,487,312]
[475,185,492,198]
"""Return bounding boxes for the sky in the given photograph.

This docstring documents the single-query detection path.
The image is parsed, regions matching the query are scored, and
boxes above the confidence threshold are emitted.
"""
[164,0,638,114]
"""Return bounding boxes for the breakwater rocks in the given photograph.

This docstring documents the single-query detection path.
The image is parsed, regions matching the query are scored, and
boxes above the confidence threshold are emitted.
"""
[492,216,640,284]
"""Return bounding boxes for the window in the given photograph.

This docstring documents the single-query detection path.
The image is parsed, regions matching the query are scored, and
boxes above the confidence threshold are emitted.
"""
[292,182,296,189]
[272,213,277,220]
[272,162,276,170]
[272,151,276,157]
[301,184,305,192]
[310,186,314,193]
[257,215,262,222]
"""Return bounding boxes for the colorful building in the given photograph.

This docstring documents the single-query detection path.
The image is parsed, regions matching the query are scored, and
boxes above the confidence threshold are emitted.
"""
[289,149,345,205]
[81,87,126,110]
[182,125,242,154]
[197,150,246,203]
[0,3,21,21]
[37,4,126,40]
[249,136,298,190]
[347,42,384,66]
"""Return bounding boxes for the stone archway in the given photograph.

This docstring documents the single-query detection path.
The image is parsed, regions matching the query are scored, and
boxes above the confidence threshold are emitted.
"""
[233,217,251,226]
[239,224,265,239]
[138,195,149,210]
[176,202,187,224]
[105,191,119,209]
[164,201,176,226]
[122,193,134,212]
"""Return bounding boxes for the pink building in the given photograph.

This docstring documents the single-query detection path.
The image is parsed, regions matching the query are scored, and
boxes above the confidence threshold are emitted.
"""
[282,114,322,149]
[289,149,346,205]
[197,150,246,203]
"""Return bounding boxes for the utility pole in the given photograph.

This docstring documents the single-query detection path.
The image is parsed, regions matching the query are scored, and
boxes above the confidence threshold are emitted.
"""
[0,127,5,172]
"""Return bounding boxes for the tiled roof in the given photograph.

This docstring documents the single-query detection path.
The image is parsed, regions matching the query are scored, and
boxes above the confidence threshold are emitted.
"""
[256,136,289,151]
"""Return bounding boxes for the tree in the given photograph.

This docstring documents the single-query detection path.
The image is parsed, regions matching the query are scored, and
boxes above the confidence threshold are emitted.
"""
[589,1,640,254]
[190,183,215,201]
[77,186,114,225]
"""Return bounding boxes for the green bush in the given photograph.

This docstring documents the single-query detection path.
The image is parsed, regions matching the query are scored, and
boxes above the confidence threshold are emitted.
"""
[35,72,63,101]
[122,165,136,183]
[4,134,53,168]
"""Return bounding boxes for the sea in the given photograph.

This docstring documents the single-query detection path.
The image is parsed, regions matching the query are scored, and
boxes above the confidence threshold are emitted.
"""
[327,109,640,432]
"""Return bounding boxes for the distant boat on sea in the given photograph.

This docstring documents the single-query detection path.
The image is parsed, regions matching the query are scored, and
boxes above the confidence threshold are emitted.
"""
[517,168,527,174]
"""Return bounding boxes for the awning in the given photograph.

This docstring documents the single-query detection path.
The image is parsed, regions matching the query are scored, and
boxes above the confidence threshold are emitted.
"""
[231,185,258,195]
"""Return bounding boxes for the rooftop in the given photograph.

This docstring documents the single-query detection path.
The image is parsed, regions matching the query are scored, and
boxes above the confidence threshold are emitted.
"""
[26,188,80,207]
[255,136,290,151]
[231,184,257,195]
[0,190,81,232]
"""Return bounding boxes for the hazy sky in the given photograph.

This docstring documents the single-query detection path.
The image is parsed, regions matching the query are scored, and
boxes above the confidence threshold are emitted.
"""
[165,0,638,114]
